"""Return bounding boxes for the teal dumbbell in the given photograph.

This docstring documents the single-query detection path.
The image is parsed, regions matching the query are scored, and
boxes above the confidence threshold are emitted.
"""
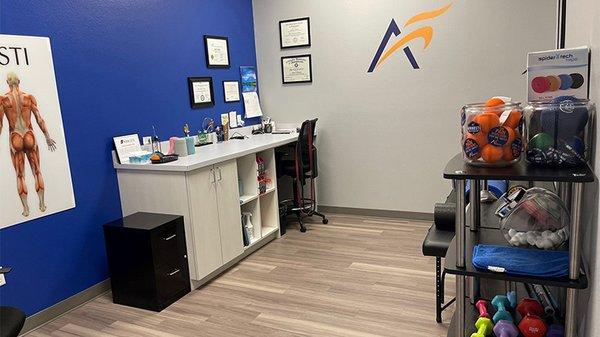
[492,295,513,323]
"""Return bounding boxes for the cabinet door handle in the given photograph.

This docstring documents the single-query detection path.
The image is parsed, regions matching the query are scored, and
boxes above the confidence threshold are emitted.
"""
[163,234,176,241]
[217,167,222,181]
[168,269,180,276]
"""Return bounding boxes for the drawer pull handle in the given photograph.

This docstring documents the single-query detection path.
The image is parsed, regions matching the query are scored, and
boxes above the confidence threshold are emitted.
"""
[163,234,176,241]
[168,269,180,276]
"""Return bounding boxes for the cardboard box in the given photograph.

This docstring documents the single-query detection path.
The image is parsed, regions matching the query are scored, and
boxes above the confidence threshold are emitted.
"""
[527,46,589,101]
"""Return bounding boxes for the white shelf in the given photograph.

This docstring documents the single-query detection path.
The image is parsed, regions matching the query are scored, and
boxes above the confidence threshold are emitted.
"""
[260,187,276,196]
[239,194,259,205]
[245,236,261,249]
[261,226,279,237]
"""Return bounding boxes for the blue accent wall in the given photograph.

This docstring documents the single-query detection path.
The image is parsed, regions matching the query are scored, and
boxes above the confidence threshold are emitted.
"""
[0,0,258,315]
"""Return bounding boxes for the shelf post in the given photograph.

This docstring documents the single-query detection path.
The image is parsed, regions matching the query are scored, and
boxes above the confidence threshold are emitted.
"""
[565,182,583,337]
[469,179,480,232]
[455,179,466,337]
[468,179,480,303]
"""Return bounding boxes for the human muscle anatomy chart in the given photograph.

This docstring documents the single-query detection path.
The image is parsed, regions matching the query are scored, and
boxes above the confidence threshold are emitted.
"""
[0,35,74,228]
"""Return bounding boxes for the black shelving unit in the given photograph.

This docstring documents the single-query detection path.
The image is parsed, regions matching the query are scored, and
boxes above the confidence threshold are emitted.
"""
[442,154,594,337]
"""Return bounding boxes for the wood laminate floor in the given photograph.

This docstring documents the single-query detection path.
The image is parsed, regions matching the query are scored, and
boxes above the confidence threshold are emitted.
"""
[26,214,454,337]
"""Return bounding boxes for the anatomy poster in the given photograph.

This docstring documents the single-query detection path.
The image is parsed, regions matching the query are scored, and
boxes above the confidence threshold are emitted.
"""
[0,35,75,228]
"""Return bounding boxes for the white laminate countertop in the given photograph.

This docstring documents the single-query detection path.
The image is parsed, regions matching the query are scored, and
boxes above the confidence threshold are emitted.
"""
[113,132,298,172]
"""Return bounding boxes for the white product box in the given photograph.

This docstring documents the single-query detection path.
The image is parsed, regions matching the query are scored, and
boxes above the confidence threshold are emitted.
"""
[527,46,589,101]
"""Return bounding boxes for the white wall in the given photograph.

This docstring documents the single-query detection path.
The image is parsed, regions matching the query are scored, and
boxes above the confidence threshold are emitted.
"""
[565,0,600,335]
[253,0,556,213]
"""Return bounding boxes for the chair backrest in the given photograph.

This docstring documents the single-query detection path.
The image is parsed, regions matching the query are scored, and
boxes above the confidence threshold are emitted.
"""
[296,119,318,178]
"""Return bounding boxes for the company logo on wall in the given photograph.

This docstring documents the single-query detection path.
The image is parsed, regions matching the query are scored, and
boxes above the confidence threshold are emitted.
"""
[367,3,452,73]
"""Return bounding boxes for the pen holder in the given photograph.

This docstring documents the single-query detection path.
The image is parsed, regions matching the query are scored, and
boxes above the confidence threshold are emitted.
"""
[185,136,195,155]
[174,138,188,157]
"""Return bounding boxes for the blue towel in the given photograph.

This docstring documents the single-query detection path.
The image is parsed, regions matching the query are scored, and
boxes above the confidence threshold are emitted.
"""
[472,244,569,278]
[465,180,507,200]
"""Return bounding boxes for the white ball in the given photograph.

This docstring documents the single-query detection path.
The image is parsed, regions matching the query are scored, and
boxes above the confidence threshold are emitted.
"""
[542,230,553,238]
[548,232,562,245]
[508,229,517,238]
[527,232,537,246]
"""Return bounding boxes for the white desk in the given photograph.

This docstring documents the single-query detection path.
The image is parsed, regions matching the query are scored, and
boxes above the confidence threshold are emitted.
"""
[113,132,298,288]
[113,132,298,172]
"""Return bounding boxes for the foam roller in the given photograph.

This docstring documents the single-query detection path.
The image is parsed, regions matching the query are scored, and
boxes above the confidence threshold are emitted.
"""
[434,202,456,230]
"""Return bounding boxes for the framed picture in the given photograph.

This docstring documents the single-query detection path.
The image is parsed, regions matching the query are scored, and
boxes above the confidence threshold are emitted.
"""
[281,54,312,84]
[222,80,240,102]
[187,77,214,108]
[204,35,230,68]
[279,17,311,49]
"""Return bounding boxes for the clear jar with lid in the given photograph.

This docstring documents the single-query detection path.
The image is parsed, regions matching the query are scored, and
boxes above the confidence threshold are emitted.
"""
[461,102,524,166]
[525,96,595,167]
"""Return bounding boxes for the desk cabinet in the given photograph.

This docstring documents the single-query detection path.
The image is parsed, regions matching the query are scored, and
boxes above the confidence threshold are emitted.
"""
[103,213,190,311]
[115,141,285,288]
[187,160,243,279]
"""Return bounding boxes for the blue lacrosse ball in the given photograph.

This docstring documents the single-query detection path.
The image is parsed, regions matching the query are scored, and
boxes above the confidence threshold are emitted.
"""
[541,96,589,137]
[558,74,573,90]
[565,136,584,155]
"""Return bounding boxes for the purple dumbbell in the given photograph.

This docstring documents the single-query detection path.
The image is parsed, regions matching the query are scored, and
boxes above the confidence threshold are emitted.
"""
[547,324,564,337]
[493,320,519,337]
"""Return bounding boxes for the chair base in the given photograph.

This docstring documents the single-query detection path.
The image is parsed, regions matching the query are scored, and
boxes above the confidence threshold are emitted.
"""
[282,198,329,232]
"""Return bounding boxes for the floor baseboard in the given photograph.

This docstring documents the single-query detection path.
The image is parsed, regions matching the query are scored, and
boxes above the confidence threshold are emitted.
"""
[318,205,433,221]
[21,279,111,335]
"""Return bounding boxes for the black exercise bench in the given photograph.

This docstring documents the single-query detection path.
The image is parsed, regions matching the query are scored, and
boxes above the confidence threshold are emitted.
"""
[422,189,456,323]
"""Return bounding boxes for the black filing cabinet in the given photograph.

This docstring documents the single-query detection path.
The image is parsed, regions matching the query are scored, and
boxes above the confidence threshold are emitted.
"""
[103,212,190,311]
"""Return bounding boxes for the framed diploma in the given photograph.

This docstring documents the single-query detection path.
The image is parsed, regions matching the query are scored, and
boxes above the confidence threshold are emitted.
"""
[204,35,230,68]
[281,54,312,84]
[222,80,240,102]
[279,17,311,49]
[187,77,214,108]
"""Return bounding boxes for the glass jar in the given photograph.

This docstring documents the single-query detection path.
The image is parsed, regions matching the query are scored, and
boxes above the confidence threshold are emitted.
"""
[525,97,595,167]
[461,102,524,166]
[501,187,570,250]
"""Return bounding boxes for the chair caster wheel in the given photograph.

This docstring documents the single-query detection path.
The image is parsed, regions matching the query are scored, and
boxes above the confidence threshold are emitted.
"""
[322,219,329,224]
[300,226,307,233]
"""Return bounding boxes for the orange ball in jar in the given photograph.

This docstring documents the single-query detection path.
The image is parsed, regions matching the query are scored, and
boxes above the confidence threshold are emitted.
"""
[481,144,503,163]
[485,97,506,116]
[502,145,515,161]
[485,97,505,107]
[505,127,516,144]
[473,113,500,134]
[503,110,522,129]
[466,132,487,147]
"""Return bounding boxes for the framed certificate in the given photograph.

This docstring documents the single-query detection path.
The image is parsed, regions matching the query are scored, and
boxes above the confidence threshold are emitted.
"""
[187,77,214,108]
[281,54,312,84]
[279,17,311,49]
[204,35,230,68]
[222,80,240,102]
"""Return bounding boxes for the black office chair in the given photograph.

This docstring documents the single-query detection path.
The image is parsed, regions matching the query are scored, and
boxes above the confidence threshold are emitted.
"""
[279,119,328,232]
[422,190,456,323]
[0,267,26,337]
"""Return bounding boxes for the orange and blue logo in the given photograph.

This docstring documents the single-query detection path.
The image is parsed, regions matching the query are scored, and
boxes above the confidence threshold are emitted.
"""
[367,3,452,72]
